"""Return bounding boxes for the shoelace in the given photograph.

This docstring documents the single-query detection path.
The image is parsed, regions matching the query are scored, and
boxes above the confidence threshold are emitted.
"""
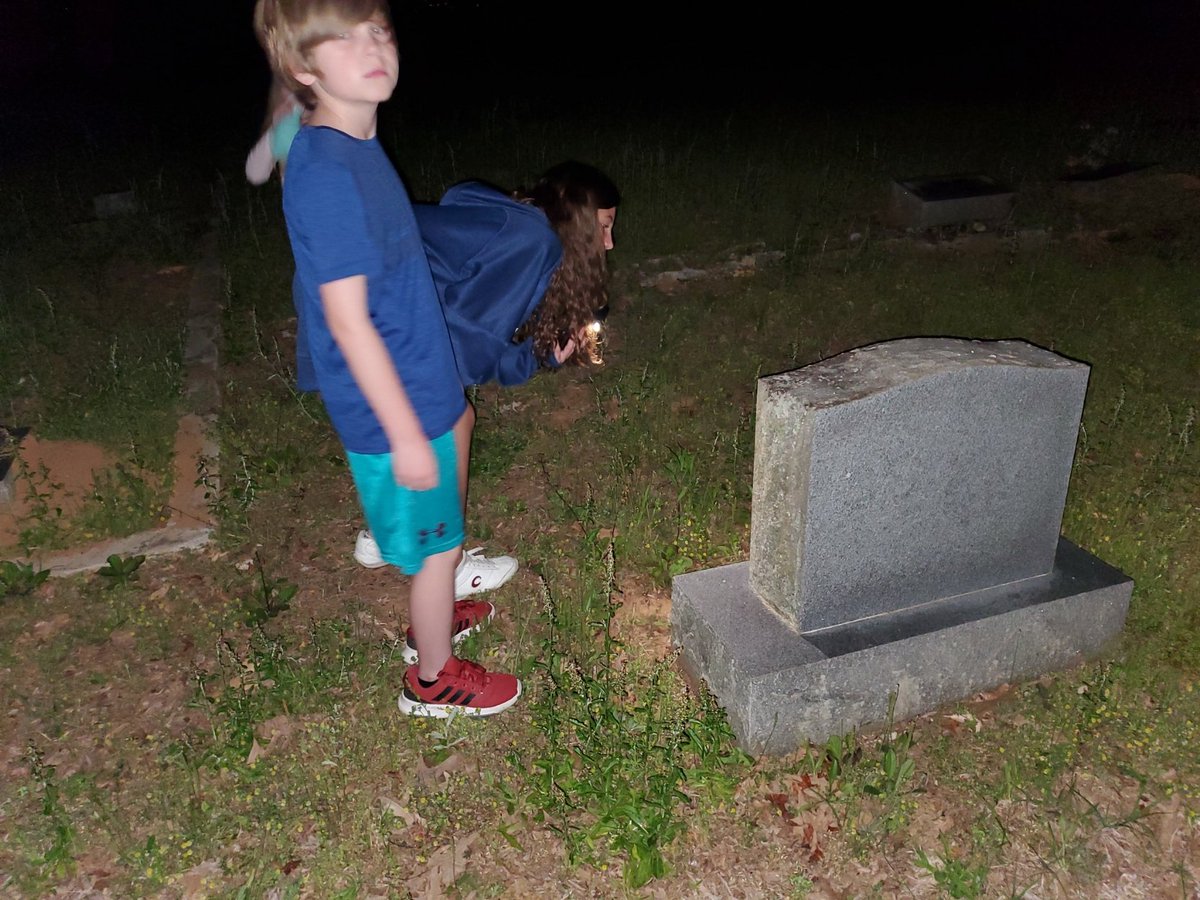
[462,550,499,570]
[455,600,488,620]
[446,658,488,690]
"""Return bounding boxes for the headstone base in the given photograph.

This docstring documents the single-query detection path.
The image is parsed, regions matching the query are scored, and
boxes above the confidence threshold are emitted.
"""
[889,175,1013,229]
[671,538,1132,756]
[0,463,14,504]
[0,425,29,505]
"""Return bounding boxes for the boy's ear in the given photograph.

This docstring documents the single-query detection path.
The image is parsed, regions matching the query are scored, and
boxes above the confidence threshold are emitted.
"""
[292,69,317,87]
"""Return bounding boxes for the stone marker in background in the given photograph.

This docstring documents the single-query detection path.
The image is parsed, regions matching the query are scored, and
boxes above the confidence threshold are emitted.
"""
[889,175,1014,230]
[0,427,30,505]
[672,338,1133,756]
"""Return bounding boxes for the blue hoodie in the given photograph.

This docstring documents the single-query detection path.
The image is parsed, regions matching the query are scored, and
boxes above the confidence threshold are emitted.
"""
[416,182,563,386]
[295,181,563,391]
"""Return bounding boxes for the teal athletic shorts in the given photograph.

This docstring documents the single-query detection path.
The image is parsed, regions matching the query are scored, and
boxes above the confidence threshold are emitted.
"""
[345,430,463,574]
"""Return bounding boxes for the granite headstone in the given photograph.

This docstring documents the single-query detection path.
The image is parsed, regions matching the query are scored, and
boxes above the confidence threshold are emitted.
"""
[672,338,1133,755]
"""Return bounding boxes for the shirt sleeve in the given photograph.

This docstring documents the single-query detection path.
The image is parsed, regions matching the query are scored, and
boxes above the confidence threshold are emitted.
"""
[270,108,303,163]
[284,160,379,285]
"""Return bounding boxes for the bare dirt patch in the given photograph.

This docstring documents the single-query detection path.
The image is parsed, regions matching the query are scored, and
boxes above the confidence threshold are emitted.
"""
[0,436,117,551]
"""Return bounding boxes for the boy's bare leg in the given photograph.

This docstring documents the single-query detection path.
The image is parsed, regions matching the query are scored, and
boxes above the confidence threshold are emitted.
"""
[451,403,475,568]
[410,544,459,680]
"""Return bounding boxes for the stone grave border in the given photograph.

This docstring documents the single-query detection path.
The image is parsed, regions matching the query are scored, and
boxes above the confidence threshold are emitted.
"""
[5,234,222,577]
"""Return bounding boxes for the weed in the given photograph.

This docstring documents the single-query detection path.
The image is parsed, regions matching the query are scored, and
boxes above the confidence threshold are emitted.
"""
[188,621,366,769]
[518,542,749,887]
[78,459,161,538]
[15,462,65,550]
[864,732,917,800]
[97,552,146,587]
[122,834,169,891]
[914,845,989,899]
[240,552,297,627]
[25,746,76,878]
[795,710,921,844]
[0,560,50,597]
[788,872,816,898]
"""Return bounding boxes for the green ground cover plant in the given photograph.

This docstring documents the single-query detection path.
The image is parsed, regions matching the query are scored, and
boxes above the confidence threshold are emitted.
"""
[1,89,1197,895]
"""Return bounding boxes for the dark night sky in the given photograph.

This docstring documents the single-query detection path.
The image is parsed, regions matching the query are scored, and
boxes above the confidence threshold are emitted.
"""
[1,1,1198,162]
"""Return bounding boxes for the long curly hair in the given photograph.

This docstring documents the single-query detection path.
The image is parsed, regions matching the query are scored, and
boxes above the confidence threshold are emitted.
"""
[513,161,620,367]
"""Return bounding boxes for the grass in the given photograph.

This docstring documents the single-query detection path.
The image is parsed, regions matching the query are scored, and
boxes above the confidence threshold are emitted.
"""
[0,113,214,552]
[0,84,1198,895]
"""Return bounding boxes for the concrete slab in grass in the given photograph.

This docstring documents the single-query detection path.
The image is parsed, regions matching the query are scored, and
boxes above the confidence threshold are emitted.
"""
[890,174,1013,229]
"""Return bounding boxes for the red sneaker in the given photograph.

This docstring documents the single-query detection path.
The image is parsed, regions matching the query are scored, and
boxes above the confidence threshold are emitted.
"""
[400,598,495,665]
[398,657,521,718]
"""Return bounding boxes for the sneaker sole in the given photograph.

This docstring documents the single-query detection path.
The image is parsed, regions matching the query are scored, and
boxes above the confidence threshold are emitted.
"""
[399,606,496,666]
[354,550,388,569]
[397,681,521,718]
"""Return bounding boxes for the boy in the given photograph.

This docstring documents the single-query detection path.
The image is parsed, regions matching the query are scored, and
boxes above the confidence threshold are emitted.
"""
[254,0,519,717]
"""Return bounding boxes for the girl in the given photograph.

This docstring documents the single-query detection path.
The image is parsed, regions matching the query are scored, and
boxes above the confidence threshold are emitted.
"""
[354,161,621,572]
[244,76,305,185]
[416,160,620,386]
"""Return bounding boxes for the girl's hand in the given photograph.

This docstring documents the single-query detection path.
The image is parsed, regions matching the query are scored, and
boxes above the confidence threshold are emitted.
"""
[391,436,438,490]
[553,336,577,365]
[554,326,590,365]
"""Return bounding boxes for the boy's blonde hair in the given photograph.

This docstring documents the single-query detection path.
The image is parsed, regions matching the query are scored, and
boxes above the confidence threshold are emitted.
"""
[254,0,393,107]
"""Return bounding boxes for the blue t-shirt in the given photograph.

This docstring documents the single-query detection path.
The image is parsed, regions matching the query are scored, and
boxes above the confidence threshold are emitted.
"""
[283,126,465,452]
[415,182,563,386]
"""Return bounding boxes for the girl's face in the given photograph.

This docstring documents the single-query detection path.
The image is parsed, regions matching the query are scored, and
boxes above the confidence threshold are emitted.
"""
[596,207,617,251]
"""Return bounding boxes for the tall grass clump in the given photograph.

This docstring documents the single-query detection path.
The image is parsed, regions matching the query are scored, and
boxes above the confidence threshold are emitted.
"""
[514,540,749,887]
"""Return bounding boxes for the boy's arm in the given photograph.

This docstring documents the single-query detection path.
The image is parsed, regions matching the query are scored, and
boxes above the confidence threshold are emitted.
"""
[320,275,438,490]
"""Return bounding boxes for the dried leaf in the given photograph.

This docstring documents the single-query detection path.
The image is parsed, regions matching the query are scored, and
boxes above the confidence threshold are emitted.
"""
[1154,793,1184,850]
[941,713,982,735]
[766,792,791,817]
[257,714,297,745]
[378,794,425,828]
[245,739,265,766]
[405,832,477,899]
[417,752,467,787]
[177,859,223,899]
[975,683,1012,702]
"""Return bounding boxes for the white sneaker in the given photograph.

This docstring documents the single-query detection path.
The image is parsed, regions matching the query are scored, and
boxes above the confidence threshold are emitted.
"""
[354,532,518,597]
[455,547,518,598]
[354,530,387,569]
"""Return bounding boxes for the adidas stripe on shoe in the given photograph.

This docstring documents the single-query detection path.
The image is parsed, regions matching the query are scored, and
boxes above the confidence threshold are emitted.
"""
[397,657,520,718]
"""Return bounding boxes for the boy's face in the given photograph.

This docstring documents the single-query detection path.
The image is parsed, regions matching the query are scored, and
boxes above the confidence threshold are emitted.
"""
[295,17,398,112]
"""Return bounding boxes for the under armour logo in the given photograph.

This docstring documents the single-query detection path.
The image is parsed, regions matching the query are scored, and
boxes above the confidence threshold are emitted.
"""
[418,523,447,545]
